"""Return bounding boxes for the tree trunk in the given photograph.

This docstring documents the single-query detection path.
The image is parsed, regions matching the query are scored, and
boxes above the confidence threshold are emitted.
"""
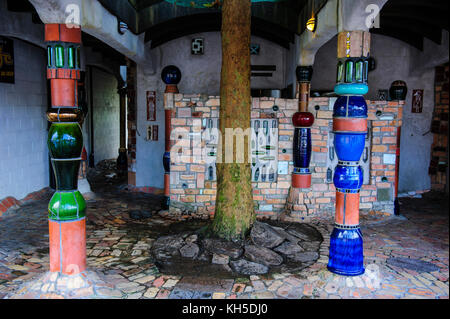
[211,0,255,241]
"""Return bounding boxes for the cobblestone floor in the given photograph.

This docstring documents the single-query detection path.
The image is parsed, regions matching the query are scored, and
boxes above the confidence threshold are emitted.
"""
[0,188,448,299]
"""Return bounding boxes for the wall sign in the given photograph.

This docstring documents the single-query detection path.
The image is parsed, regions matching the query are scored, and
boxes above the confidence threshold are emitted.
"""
[377,89,388,101]
[0,37,14,84]
[250,43,260,55]
[191,38,204,55]
[412,89,424,113]
[146,91,156,121]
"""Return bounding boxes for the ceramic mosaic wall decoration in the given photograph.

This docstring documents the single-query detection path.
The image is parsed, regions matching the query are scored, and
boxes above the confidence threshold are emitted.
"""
[251,119,279,182]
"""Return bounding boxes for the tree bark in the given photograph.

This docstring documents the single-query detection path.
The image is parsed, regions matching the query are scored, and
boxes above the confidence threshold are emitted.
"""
[211,0,255,241]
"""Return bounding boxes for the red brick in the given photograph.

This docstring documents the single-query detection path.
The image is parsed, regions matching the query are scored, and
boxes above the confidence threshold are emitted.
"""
[372,145,387,152]
[382,137,396,144]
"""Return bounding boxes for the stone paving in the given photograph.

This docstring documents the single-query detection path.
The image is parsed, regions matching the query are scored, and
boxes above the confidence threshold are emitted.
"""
[0,187,448,299]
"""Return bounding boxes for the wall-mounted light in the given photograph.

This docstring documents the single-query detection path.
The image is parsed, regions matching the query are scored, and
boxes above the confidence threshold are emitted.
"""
[306,14,317,32]
[118,21,128,35]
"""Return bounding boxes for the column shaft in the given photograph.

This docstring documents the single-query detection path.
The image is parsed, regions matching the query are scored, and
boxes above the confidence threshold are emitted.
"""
[45,24,86,275]
[117,87,128,171]
[161,66,181,209]
[292,66,314,189]
[327,31,370,276]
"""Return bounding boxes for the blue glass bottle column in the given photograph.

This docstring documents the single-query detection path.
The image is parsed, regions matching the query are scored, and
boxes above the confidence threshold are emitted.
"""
[292,66,314,189]
[161,65,181,209]
[328,31,370,276]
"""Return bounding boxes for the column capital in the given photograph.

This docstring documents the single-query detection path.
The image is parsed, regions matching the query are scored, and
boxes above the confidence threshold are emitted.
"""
[296,65,314,83]
[337,31,371,59]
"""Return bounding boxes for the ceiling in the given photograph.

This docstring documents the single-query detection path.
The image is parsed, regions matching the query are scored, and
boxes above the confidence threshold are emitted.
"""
[6,0,127,65]
[371,0,449,50]
[98,0,327,48]
[7,0,448,56]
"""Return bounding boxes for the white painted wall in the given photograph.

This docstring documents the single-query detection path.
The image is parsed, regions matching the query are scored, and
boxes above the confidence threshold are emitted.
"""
[310,31,449,193]
[136,32,290,188]
[148,32,288,95]
[91,67,120,165]
[0,38,49,200]
[135,64,165,188]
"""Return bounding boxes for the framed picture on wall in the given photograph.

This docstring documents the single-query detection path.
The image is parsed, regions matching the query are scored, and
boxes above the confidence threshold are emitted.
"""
[412,89,424,113]
[0,36,15,84]
[152,125,159,141]
[147,91,156,121]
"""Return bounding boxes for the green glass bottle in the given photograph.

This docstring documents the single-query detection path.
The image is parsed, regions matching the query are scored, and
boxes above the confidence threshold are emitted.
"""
[55,45,65,68]
[47,46,53,68]
[345,60,354,83]
[355,60,364,83]
[336,61,344,83]
[363,60,369,82]
[68,46,75,69]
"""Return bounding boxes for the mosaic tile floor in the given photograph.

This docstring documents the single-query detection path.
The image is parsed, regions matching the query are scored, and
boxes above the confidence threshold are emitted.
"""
[0,188,448,299]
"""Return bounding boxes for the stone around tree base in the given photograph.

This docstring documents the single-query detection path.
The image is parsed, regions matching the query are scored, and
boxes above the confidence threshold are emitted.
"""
[150,220,323,277]
[5,270,124,299]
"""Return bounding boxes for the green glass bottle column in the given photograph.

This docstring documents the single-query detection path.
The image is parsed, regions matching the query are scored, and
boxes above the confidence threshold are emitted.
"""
[45,24,86,275]
[48,123,86,221]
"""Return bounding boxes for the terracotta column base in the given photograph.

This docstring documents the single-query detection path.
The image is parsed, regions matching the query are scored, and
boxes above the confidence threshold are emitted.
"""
[49,218,86,275]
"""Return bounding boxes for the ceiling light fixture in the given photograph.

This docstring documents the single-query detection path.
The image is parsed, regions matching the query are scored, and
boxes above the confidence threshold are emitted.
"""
[306,0,317,32]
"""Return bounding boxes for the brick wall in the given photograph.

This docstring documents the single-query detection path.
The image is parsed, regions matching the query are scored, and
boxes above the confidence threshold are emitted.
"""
[429,63,449,191]
[168,94,403,221]
[0,38,49,201]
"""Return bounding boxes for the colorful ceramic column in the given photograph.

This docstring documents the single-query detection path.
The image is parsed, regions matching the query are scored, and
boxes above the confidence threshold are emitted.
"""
[45,24,86,275]
[327,31,370,276]
[161,65,181,209]
[292,66,314,189]
[389,81,407,216]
